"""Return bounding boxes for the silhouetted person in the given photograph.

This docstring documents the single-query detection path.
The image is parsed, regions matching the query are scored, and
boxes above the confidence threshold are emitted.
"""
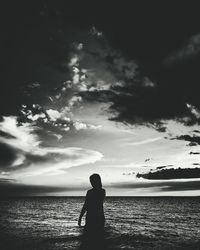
[78,174,106,250]
[78,174,105,229]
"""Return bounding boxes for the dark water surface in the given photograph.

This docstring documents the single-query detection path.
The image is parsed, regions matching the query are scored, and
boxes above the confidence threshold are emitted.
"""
[0,197,200,250]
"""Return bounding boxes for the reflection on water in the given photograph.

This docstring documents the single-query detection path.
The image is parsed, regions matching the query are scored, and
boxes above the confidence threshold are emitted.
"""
[0,197,200,249]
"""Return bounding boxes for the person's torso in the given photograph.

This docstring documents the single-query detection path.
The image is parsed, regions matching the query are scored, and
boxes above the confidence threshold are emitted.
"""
[86,189,105,213]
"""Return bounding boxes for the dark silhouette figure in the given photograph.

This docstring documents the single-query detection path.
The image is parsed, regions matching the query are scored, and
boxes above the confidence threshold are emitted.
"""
[78,174,106,250]
[78,173,105,229]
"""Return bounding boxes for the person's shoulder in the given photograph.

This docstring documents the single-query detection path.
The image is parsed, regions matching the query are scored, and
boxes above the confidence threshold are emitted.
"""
[101,188,106,194]
[85,189,92,198]
[87,189,93,194]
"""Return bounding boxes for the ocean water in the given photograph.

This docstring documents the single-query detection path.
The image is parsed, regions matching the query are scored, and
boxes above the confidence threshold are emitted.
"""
[0,197,200,250]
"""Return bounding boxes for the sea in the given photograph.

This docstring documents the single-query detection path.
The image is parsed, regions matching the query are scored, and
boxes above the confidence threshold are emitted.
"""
[0,197,200,250]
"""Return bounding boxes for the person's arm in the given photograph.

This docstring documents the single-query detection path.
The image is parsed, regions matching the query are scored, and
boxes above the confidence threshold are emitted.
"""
[78,191,88,226]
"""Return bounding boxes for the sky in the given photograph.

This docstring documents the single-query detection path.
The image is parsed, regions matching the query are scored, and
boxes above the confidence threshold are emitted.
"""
[1,1,200,196]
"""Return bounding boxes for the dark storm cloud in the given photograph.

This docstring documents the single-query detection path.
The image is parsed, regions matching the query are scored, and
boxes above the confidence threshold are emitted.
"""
[2,1,200,130]
[188,142,199,147]
[75,19,200,130]
[172,135,200,146]
[193,130,200,133]
[0,131,16,139]
[81,72,189,131]
[107,8,200,128]
[136,168,200,180]
[1,1,71,117]
[0,142,17,168]
[193,163,200,166]
[105,47,200,128]
[189,152,200,155]
[0,138,53,172]
[109,85,185,125]
[72,30,189,130]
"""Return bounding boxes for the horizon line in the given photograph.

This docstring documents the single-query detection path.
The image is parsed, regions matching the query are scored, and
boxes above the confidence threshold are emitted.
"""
[0,195,200,198]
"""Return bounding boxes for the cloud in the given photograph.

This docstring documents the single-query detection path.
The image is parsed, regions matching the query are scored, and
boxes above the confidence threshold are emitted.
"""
[73,121,101,131]
[45,108,100,132]
[16,147,103,177]
[2,5,200,136]
[64,29,139,96]
[73,121,87,130]
[172,134,200,146]
[20,104,48,123]
[186,103,200,119]
[89,26,103,37]
[0,130,16,139]
[61,28,175,131]
[68,54,79,67]
[189,151,200,155]
[122,137,162,146]
[142,77,156,88]
[17,26,188,133]
[46,109,62,121]
[136,168,200,180]
[59,29,198,133]
[52,133,63,140]
[76,43,83,50]
[0,142,17,168]
[109,179,200,193]
[21,101,100,133]
[112,56,138,80]
[164,33,200,65]
[0,116,40,152]
[156,165,173,170]
[27,82,41,89]
[27,113,46,121]
[68,96,82,107]
[60,29,200,131]
[0,116,103,178]
[3,24,200,145]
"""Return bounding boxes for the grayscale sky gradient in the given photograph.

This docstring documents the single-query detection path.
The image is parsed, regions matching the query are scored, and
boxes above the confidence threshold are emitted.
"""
[1,1,200,196]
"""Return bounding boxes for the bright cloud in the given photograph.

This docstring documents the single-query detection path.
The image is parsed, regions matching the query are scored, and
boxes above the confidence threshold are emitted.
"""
[46,109,62,121]
[68,54,79,66]
[0,116,103,178]
[27,113,46,121]
[68,96,82,107]
[73,121,102,131]
[187,103,200,119]
[15,147,103,177]
[0,116,40,152]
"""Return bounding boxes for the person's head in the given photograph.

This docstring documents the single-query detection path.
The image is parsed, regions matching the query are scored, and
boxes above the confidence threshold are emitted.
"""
[89,174,102,189]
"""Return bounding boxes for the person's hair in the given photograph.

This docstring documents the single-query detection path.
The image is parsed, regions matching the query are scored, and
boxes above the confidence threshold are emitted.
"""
[90,174,102,189]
